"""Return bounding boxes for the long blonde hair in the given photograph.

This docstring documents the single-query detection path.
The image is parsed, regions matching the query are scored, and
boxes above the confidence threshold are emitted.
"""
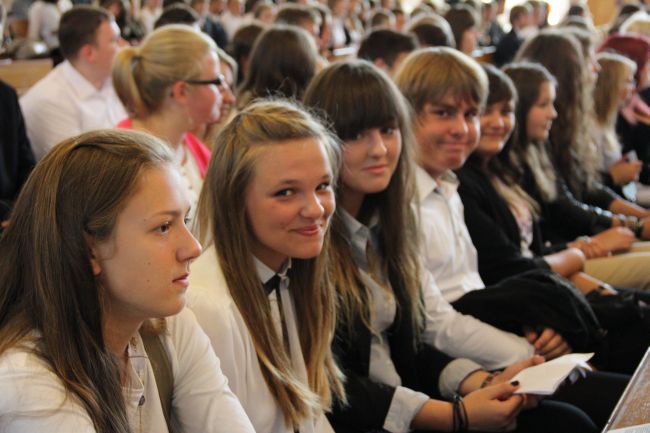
[195,99,345,428]
[112,24,217,117]
[0,129,173,433]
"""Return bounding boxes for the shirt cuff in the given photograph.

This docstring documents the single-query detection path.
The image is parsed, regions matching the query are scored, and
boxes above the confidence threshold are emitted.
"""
[382,386,429,433]
[438,358,483,399]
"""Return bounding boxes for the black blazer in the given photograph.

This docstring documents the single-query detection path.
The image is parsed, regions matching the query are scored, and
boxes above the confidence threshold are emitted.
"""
[456,164,550,285]
[0,80,35,221]
[328,269,453,433]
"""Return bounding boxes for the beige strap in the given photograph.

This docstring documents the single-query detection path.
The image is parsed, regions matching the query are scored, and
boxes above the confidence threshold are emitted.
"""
[140,332,176,433]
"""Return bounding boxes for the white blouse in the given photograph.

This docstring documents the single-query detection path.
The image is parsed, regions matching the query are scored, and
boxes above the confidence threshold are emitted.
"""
[0,309,255,433]
[187,245,334,433]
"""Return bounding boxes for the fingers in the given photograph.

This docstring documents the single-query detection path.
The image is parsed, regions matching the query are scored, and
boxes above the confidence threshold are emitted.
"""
[522,325,537,344]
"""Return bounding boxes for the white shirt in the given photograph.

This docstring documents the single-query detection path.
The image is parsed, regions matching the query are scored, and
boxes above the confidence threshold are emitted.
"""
[27,0,60,48]
[0,309,255,433]
[340,209,534,391]
[220,11,249,39]
[187,245,334,433]
[139,6,161,34]
[20,60,127,160]
[416,166,485,303]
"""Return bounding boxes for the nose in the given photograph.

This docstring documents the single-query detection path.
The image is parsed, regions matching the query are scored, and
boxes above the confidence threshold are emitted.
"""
[450,113,469,137]
[549,105,558,120]
[301,192,325,220]
[485,111,504,130]
[220,81,236,105]
[367,128,388,157]
[178,225,202,263]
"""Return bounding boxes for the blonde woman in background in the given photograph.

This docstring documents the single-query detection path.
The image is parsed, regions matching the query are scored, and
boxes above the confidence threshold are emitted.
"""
[112,24,226,208]
[593,52,642,200]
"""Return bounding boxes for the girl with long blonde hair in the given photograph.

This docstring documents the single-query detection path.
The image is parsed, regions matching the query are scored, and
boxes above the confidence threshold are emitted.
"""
[187,99,345,433]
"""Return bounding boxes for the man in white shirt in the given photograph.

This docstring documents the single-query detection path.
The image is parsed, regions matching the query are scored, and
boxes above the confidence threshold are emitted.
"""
[20,6,127,160]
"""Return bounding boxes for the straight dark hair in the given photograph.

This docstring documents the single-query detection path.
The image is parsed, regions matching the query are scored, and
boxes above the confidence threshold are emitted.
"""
[304,59,424,339]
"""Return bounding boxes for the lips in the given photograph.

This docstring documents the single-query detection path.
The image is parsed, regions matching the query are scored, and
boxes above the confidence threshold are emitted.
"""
[173,273,190,287]
[293,224,323,236]
[364,164,388,174]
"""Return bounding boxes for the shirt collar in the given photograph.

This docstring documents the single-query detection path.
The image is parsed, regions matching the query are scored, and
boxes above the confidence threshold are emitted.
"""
[61,60,110,99]
[415,166,459,201]
[253,256,292,285]
[339,208,380,255]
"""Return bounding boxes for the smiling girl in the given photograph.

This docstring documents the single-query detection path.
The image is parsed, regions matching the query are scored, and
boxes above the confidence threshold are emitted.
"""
[0,129,254,433]
[187,99,345,433]
[304,58,599,433]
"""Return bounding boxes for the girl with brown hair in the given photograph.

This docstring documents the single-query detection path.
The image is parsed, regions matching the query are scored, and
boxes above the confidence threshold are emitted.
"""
[304,57,598,433]
[0,129,254,433]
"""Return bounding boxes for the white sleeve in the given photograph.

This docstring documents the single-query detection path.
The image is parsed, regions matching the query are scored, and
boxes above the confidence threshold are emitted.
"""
[420,269,534,370]
[0,349,97,433]
[20,91,82,160]
[167,309,255,433]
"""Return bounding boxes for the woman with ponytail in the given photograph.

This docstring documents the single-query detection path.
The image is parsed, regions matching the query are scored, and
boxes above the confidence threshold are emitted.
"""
[112,24,227,209]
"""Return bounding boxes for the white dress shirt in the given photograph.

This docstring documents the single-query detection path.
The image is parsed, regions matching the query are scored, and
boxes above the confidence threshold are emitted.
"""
[20,60,127,160]
[340,209,534,399]
[27,0,60,48]
[0,309,255,433]
[187,245,334,433]
[416,166,485,303]
[220,11,249,38]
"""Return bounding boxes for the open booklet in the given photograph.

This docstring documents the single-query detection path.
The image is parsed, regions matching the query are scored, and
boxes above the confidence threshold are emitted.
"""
[511,353,594,395]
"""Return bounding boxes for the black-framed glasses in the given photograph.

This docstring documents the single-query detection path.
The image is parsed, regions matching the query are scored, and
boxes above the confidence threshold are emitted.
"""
[184,74,226,87]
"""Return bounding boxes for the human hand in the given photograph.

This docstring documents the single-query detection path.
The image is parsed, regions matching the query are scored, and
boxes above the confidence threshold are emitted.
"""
[568,237,609,259]
[609,158,642,185]
[522,327,571,360]
[592,227,635,253]
[464,381,523,431]
[493,355,547,410]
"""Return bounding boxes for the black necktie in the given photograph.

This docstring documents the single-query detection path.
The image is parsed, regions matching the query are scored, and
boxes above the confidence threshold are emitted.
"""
[263,274,281,295]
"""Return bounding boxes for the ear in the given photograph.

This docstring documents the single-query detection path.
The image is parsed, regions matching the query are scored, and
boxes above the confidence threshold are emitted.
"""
[170,80,189,105]
[83,231,103,276]
[78,43,95,64]
[373,57,388,72]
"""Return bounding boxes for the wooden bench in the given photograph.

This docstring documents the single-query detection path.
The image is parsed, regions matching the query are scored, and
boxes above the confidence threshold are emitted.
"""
[0,58,53,95]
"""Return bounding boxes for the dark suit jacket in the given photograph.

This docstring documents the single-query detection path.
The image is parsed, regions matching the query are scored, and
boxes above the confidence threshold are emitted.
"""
[328,269,453,433]
[493,29,523,66]
[0,80,35,221]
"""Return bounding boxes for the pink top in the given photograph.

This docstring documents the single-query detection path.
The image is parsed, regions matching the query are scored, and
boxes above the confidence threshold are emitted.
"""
[116,118,211,178]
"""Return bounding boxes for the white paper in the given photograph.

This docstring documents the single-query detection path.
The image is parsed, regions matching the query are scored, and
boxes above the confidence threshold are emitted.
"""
[511,353,594,395]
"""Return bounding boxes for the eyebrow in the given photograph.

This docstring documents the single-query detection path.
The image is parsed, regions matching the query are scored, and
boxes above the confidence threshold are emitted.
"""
[272,174,332,187]
[149,208,191,219]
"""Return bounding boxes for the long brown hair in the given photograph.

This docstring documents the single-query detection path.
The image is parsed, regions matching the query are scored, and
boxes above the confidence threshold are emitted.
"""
[303,59,424,340]
[195,99,345,428]
[0,129,173,433]
[236,25,318,109]
[503,62,559,203]
[516,28,598,197]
